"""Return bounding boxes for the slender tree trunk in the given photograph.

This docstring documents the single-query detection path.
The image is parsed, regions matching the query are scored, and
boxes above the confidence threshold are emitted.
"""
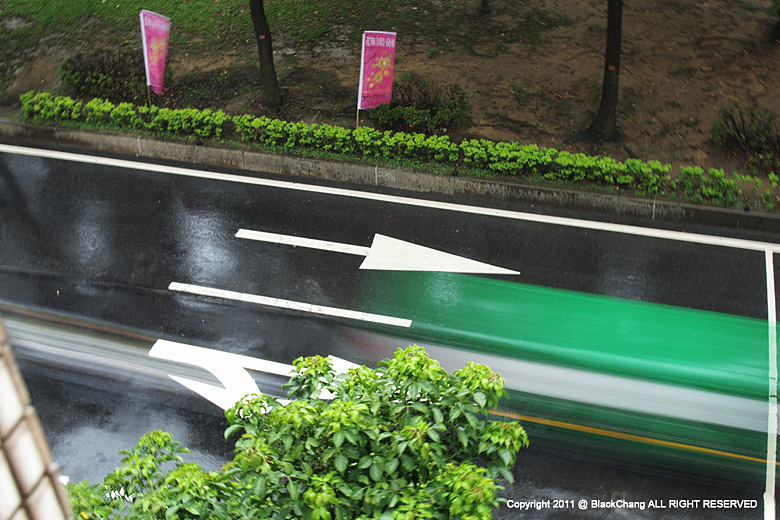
[772,1,780,42]
[585,0,623,142]
[249,0,282,107]
[479,0,490,15]
[771,17,780,42]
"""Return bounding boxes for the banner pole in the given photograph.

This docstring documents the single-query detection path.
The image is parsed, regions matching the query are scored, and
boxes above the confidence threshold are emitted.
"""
[356,32,365,129]
[147,86,152,108]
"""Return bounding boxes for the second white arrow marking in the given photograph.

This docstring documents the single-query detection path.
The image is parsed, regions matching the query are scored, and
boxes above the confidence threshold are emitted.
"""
[149,339,360,410]
[236,229,519,275]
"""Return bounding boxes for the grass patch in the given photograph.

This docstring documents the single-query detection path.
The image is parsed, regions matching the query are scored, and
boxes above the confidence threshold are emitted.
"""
[1,0,573,94]
[0,0,253,91]
[1,0,252,48]
[175,67,261,109]
[502,6,574,46]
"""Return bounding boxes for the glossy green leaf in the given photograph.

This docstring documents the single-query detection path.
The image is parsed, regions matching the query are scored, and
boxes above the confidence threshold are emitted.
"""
[333,430,346,449]
[287,480,300,502]
[358,455,373,469]
[498,447,513,467]
[369,463,383,482]
[385,457,399,474]
[335,453,348,474]
[457,429,469,448]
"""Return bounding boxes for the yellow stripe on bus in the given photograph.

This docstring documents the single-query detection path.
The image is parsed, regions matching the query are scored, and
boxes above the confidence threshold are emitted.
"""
[492,409,780,466]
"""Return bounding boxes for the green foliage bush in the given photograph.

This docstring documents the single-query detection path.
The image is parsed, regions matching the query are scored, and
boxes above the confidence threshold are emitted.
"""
[60,49,150,105]
[68,345,528,520]
[671,166,756,207]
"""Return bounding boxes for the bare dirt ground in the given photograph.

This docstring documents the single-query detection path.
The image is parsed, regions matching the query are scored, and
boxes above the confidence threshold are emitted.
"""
[3,0,779,177]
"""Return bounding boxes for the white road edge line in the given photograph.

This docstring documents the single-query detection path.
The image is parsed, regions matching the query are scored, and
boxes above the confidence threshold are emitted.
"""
[3,144,780,252]
[765,250,778,520]
[168,282,411,328]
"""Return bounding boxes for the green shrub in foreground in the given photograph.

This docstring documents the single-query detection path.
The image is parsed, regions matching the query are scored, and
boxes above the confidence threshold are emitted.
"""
[68,345,528,520]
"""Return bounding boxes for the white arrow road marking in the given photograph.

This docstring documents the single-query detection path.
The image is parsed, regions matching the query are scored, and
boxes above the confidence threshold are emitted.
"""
[149,339,359,410]
[361,234,519,274]
[236,229,520,275]
[168,282,412,328]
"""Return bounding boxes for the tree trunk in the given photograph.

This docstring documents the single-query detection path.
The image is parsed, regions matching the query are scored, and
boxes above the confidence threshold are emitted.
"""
[585,0,623,142]
[249,0,282,107]
[479,0,490,15]
[772,2,780,42]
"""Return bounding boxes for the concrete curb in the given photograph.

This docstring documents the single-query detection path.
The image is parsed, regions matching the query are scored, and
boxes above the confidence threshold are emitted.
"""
[2,118,780,235]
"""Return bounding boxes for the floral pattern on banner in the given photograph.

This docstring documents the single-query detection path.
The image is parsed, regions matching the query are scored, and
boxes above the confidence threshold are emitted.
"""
[140,10,171,95]
[358,31,396,110]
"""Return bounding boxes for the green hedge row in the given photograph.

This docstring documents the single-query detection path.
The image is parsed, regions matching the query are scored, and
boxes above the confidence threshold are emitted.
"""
[21,93,231,139]
[20,90,771,207]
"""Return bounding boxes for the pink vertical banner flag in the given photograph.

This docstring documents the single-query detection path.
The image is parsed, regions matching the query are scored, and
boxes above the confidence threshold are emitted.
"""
[357,31,396,110]
[140,10,171,95]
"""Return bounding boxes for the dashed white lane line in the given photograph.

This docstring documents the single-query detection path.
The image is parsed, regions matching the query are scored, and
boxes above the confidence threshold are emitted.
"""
[168,282,412,328]
[236,229,370,256]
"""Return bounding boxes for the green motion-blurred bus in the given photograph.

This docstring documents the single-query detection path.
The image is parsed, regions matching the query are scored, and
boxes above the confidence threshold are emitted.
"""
[348,271,776,484]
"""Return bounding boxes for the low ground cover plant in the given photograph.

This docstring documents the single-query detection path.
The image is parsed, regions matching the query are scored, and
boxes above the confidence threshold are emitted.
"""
[68,345,528,520]
[60,49,153,106]
[710,104,780,176]
[367,74,470,133]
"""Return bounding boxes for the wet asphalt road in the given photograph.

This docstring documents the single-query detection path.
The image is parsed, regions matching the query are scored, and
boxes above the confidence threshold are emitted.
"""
[0,144,778,518]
